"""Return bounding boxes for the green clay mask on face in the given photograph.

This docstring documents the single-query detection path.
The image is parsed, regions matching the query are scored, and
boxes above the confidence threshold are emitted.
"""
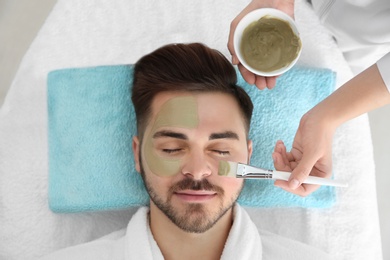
[143,96,199,177]
[218,160,231,176]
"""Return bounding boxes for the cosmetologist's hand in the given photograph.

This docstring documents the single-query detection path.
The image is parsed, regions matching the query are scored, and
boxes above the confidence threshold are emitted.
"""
[272,61,390,196]
[227,0,295,90]
[272,111,334,196]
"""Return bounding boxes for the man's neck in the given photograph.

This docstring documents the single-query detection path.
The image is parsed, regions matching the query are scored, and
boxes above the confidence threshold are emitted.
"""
[149,203,234,260]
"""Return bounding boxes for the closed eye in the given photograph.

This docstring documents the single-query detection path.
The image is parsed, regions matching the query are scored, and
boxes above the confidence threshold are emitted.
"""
[212,150,230,156]
[162,148,182,154]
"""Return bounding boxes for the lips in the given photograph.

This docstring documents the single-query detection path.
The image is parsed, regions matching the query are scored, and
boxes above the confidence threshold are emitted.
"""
[174,190,217,202]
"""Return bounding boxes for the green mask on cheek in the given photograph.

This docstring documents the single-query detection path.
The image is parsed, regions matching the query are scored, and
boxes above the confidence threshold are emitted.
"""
[143,96,198,177]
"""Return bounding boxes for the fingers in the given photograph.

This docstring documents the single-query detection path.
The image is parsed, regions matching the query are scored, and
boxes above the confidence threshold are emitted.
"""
[288,153,319,190]
[274,180,320,197]
[273,140,291,172]
[255,76,267,90]
[273,152,289,172]
[265,76,278,89]
[257,75,278,90]
[238,64,256,85]
[238,64,279,90]
[252,73,279,90]
[273,140,322,196]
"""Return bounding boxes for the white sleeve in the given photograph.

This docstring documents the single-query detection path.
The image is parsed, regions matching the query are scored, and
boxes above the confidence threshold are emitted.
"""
[377,52,390,93]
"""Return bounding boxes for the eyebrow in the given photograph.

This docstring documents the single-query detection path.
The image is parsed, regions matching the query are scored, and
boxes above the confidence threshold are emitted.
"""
[209,131,239,141]
[153,130,188,140]
[152,130,239,141]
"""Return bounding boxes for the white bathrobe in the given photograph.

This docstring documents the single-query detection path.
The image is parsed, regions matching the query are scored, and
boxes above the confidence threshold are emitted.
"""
[40,204,330,260]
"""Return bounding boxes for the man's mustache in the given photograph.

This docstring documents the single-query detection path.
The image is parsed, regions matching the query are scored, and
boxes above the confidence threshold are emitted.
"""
[169,178,224,194]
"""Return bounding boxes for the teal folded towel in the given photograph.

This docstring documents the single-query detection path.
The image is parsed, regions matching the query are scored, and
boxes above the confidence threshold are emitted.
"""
[47,65,335,213]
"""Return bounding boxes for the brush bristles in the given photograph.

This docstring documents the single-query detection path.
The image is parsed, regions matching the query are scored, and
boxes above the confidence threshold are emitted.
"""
[218,161,237,177]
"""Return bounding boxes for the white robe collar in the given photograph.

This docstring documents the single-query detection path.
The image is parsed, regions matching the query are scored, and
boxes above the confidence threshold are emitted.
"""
[125,203,262,260]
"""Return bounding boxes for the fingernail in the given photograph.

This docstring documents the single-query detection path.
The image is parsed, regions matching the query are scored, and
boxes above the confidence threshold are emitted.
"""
[289,179,300,190]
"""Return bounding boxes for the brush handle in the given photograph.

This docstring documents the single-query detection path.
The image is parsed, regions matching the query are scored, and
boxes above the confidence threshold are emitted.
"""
[272,170,348,187]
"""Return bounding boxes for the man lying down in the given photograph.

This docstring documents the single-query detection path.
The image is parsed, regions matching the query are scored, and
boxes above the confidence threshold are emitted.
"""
[41,43,330,260]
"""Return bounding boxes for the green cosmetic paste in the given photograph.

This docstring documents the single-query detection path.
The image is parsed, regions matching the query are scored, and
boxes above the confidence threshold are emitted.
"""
[218,161,231,176]
[143,96,199,177]
[240,15,301,72]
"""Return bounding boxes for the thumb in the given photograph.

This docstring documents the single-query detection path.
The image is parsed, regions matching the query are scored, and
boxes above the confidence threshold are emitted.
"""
[227,20,240,65]
[288,154,318,190]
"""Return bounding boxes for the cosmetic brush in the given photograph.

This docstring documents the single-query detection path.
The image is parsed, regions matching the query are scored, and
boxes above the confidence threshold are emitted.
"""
[218,161,348,187]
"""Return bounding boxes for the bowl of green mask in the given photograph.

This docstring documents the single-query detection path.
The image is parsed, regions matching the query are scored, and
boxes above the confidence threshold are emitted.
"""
[234,8,302,77]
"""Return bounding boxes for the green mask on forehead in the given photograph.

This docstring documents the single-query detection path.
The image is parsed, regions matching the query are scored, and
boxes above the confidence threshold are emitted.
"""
[143,96,199,177]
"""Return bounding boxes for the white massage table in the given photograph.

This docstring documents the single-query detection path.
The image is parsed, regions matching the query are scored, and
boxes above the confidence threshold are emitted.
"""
[0,0,382,259]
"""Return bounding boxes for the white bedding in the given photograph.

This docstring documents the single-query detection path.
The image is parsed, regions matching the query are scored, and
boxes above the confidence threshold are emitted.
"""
[0,0,382,259]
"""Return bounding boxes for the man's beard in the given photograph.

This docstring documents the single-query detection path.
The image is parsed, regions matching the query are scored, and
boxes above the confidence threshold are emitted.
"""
[139,160,243,233]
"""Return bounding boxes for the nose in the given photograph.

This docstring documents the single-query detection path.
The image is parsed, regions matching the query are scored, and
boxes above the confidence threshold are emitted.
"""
[181,149,213,180]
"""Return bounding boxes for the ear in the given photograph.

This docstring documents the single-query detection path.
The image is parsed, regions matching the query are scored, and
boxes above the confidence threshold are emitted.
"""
[132,136,141,173]
[247,139,253,164]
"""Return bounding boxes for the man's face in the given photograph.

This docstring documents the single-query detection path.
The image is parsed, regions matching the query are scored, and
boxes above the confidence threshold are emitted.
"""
[133,91,252,233]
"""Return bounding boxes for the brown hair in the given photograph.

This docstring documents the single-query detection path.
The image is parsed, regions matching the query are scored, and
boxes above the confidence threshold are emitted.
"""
[132,43,253,140]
